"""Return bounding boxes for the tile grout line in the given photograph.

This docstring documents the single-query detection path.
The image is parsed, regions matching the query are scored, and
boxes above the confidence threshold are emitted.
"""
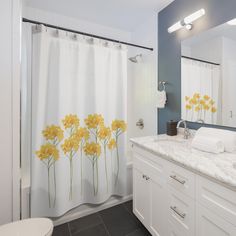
[67,223,72,236]
[67,213,102,235]
[122,201,134,218]
[122,201,149,234]
[97,212,111,236]
[125,228,140,236]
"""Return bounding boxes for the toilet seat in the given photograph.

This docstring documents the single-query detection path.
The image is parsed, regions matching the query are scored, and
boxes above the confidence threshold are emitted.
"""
[0,218,53,236]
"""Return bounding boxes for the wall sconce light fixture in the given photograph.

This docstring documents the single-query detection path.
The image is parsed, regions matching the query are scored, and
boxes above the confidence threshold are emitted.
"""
[168,9,205,33]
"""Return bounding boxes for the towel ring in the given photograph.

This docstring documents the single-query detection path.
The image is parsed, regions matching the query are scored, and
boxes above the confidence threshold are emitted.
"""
[159,81,166,91]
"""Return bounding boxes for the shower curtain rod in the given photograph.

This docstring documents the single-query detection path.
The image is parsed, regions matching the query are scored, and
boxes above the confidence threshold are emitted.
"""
[181,56,220,66]
[22,18,154,51]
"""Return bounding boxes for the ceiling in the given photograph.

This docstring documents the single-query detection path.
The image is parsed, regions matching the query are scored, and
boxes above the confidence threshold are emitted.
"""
[23,0,174,31]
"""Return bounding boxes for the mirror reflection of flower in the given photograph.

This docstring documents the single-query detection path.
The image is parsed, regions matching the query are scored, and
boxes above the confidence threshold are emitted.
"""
[185,93,217,123]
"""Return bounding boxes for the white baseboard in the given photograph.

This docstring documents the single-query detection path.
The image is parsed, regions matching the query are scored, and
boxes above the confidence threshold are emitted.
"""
[53,194,133,226]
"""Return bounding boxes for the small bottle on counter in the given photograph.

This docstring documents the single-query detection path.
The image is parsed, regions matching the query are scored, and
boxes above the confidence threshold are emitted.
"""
[166,120,178,136]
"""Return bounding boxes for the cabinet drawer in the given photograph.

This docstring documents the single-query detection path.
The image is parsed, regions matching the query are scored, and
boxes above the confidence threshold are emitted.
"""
[167,161,195,199]
[196,176,236,226]
[196,203,236,236]
[133,152,165,182]
[167,220,191,236]
[167,187,195,236]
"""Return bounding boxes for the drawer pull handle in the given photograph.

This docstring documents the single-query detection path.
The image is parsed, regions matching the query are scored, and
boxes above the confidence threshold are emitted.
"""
[170,206,186,219]
[170,175,186,185]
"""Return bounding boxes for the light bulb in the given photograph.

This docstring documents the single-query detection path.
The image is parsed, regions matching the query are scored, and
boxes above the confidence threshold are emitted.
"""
[168,21,183,33]
[184,9,205,25]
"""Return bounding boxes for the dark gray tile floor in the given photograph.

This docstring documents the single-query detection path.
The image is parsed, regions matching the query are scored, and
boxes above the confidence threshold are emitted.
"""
[53,201,151,236]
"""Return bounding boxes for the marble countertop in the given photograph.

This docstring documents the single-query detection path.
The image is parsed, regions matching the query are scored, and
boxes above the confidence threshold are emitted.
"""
[130,134,236,190]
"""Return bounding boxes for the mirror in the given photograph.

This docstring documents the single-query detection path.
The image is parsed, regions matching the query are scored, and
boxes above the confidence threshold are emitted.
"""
[181,19,236,127]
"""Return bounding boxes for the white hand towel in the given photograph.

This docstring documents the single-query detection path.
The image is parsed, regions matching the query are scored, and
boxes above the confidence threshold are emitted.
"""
[157,90,167,108]
[195,127,236,152]
[191,135,224,154]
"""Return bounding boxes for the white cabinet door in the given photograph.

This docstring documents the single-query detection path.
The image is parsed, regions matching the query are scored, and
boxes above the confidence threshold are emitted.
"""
[149,177,167,236]
[133,168,149,225]
[196,204,236,236]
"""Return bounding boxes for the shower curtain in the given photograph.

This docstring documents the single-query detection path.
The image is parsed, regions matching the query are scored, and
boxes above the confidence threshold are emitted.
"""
[28,25,127,217]
[181,58,221,124]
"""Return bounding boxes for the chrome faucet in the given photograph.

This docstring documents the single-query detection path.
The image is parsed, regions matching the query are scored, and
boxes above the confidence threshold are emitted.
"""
[176,119,191,139]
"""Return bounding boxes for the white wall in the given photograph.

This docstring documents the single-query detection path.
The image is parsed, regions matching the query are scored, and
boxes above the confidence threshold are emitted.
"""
[187,37,222,64]
[0,0,13,225]
[0,0,21,225]
[127,13,158,150]
[23,7,131,42]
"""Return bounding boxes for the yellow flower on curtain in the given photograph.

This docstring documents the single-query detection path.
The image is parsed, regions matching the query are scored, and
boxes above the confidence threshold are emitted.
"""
[185,96,190,101]
[42,125,64,142]
[73,127,90,195]
[73,127,90,141]
[211,107,217,113]
[189,98,198,105]
[98,125,111,192]
[108,138,116,150]
[84,114,104,129]
[185,104,192,110]
[193,93,200,99]
[36,142,59,208]
[199,99,205,106]
[203,104,210,111]
[98,126,111,140]
[203,95,210,101]
[36,143,59,161]
[62,114,80,129]
[84,142,101,157]
[84,142,101,195]
[61,136,80,200]
[111,119,127,185]
[61,137,80,155]
[209,99,215,106]
[195,106,201,112]
[111,120,127,133]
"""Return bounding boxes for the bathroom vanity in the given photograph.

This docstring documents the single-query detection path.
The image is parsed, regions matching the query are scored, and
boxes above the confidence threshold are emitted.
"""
[130,134,236,236]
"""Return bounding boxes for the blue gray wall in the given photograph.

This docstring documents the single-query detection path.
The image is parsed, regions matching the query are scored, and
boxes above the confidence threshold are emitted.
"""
[158,0,236,134]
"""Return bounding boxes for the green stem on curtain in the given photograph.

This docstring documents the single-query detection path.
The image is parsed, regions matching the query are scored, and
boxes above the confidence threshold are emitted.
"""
[92,160,96,195]
[53,163,56,207]
[96,158,99,195]
[69,154,73,200]
[47,166,51,208]
[111,151,113,170]
[104,145,108,192]
[80,147,83,195]
[115,135,119,186]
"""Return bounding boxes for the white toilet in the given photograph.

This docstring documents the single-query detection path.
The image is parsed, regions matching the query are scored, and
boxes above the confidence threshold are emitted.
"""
[0,218,53,236]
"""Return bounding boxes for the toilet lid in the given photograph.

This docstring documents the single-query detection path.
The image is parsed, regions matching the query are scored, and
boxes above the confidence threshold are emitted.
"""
[0,218,53,236]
